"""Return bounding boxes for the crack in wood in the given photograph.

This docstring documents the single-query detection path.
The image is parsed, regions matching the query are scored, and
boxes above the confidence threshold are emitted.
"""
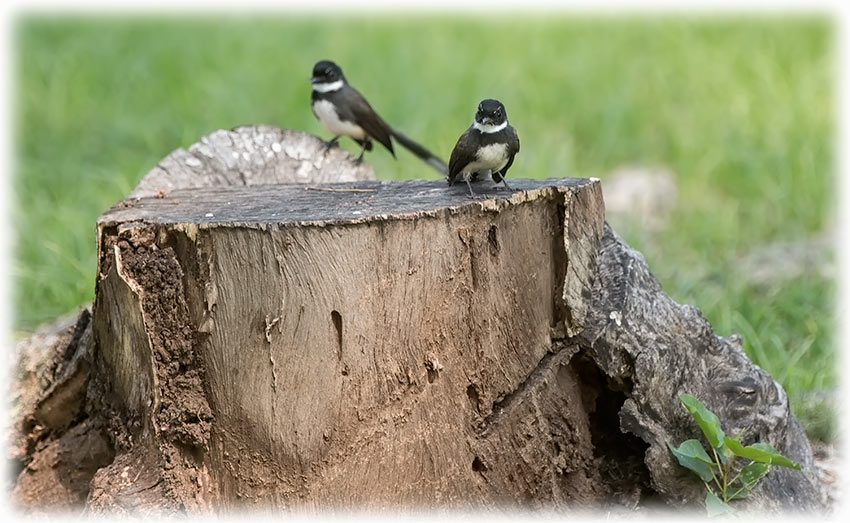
[477,341,578,437]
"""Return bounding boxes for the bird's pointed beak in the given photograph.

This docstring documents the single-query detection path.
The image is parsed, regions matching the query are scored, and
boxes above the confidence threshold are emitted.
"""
[311,77,320,84]
[481,117,493,125]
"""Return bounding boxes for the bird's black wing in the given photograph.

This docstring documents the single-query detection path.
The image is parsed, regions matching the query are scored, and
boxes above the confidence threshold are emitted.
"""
[505,124,520,156]
[343,87,396,156]
[501,124,521,176]
[448,127,478,185]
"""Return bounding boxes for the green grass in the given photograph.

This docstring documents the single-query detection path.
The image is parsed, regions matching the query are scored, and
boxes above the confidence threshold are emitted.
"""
[13,14,835,440]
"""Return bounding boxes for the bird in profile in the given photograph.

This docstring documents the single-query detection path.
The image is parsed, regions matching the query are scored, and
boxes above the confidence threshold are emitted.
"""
[310,60,448,175]
[448,99,520,197]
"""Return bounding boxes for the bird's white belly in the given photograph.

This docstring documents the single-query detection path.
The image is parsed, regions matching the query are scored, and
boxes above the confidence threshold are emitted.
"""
[313,99,367,140]
[463,143,509,174]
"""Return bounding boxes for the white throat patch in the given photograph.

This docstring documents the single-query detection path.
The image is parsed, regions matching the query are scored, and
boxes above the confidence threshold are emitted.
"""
[312,80,344,93]
[473,120,507,134]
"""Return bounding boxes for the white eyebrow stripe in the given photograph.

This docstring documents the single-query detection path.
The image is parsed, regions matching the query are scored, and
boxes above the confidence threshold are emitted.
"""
[473,120,508,134]
[312,80,344,93]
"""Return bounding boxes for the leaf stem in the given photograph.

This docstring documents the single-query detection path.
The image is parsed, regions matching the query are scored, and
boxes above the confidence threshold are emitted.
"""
[727,485,747,500]
[727,469,743,488]
[710,446,726,495]
[723,457,736,500]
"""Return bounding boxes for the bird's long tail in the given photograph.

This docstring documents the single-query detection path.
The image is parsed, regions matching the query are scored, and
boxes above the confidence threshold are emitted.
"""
[390,129,448,176]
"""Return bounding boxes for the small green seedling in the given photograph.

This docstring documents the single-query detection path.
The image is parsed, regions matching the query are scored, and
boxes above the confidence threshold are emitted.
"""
[667,393,802,516]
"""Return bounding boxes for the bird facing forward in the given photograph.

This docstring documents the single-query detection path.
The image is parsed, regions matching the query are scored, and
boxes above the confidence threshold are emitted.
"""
[447,99,520,197]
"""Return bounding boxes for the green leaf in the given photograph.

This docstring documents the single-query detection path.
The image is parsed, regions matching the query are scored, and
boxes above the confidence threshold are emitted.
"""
[724,438,801,470]
[672,439,715,464]
[680,393,726,450]
[739,461,770,490]
[728,487,749,500]
[668,440,715,482]
[750,443,801,470]
[718,442,733,466]
[705,491,735,517]
[724,436,753,457]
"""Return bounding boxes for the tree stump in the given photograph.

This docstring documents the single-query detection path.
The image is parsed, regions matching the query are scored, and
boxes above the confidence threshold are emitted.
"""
[128,124,375,199]
[8,126,825,515]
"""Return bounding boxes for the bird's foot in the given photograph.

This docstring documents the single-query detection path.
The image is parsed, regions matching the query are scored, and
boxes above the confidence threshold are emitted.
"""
[492,171,513,192]
[323,137,340,156]
[351,145,368,166]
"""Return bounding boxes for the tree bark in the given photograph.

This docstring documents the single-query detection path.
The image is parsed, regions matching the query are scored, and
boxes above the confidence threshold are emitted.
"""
[8,125,825,515]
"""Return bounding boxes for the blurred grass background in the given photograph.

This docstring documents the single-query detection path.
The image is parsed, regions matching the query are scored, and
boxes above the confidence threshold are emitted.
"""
[13,14,835,440]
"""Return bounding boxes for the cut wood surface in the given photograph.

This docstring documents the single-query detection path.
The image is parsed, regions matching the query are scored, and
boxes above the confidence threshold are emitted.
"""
[8,126,826,515]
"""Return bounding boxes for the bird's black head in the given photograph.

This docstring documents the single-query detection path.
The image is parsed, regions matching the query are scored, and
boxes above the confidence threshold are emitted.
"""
[474,99,507,127]
[311,60,346,85]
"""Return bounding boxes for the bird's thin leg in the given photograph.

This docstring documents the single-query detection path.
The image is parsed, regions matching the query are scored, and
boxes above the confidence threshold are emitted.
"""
[353,142,368,165]
[323,136,340,154]
[492,170,513,192]
[465,178,477,198]
[499,174,513,191]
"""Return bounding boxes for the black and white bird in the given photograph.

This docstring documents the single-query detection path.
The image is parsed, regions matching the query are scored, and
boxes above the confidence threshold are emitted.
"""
[448,99,520,197]
[310,60,448,175]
